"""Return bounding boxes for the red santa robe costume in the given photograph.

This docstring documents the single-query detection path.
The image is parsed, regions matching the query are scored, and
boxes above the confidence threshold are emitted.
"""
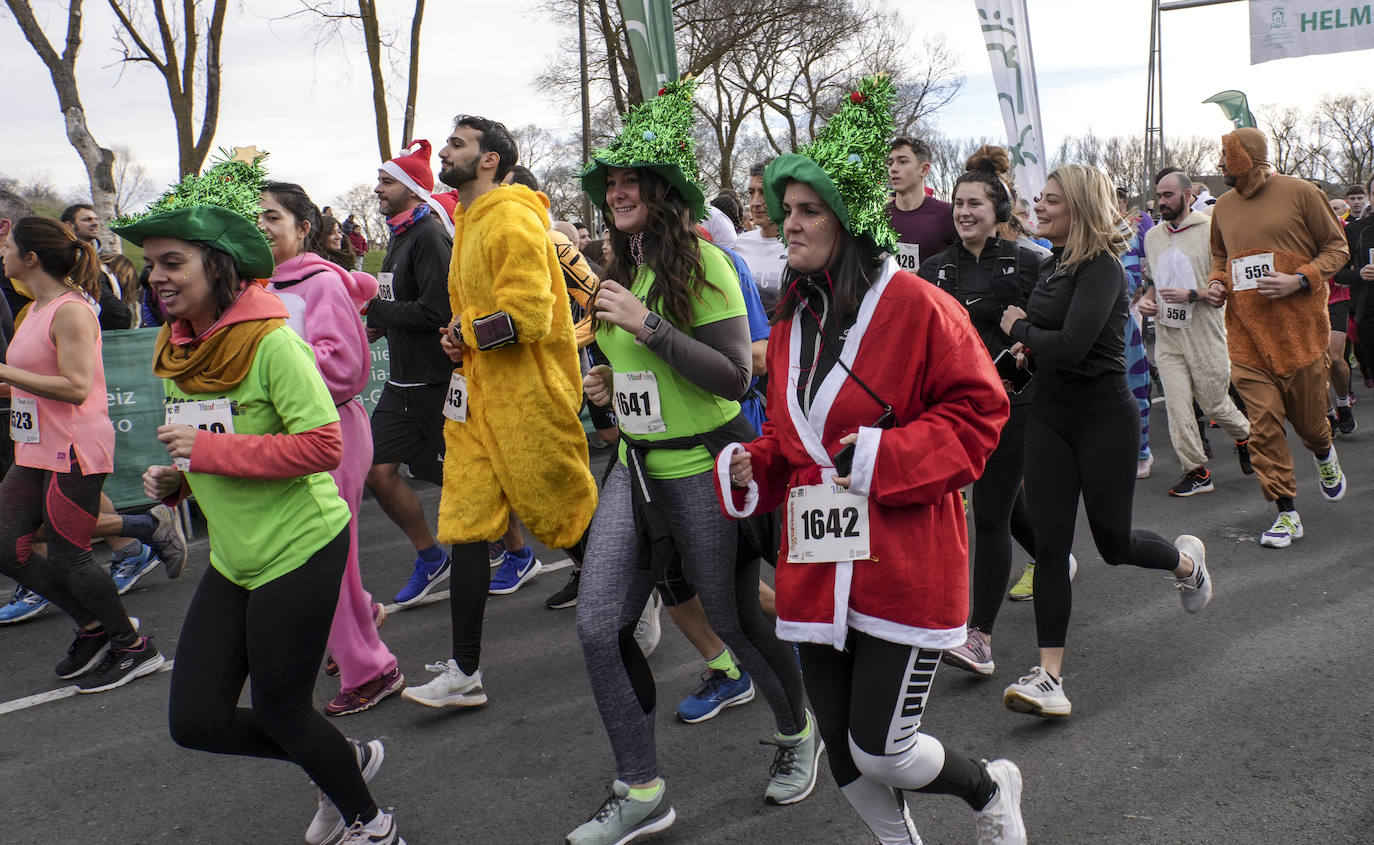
[714,258,1009,651]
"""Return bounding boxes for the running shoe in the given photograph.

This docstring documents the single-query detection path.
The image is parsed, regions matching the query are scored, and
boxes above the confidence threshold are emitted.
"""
[306,738,384,845]
[147,504,189,578]
[326,667,405,716]
[324,655,339,677]
[400,659,487,708]
[943,628,994,676]
[488,540,508,565]
[76,637,165,693]
[566,780,676,845]
[1260,511,1303,549]
[0,585,49,624]
[633,591,662,657]
[1235,439,1253,475]
[546,568,581,609]
[1168,468,1213,498]
[676,668,755,723]
[338,811,404,845]
[373,601,387,628]
[394,551,451,607]
[1007,564,1034,601]
[1328,412,1340,438]
[974,759,1027,844]
[1173,535,1212,613]
[488,547,542,595]
[55,627,110,679]
[1337,404,1357,434]
[1002,665,1071,717]
[1136,452,1153,479]
[1315,448,1347,501]
[110,544,161,595]
[762,710,824,805]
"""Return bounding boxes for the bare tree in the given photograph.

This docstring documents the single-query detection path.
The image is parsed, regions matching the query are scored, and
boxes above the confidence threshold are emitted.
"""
[1161,136,1218,182]
[925,133,993,201]
[110,145,158,215]
[107,0,228,176]
[335,183,387,248]
[5,0,117,242]
[1101,134,1146,192]
[1260,104,1324,178]
[290,0,427,161]
[1314,92,1374,188]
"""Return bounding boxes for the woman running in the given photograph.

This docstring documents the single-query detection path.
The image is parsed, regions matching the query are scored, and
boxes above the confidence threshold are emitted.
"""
[719,82,1028,844]
[998,164,1213,719]
[568,79,814,845]
[916,146,1047,676]
[0,217,164,692]
[116,204,405,845]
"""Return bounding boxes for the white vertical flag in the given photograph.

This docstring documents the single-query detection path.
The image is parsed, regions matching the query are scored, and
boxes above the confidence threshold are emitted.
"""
[975,0,1048,208]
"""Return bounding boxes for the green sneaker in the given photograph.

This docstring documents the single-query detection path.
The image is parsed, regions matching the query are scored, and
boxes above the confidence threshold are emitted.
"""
[763,710,825,805]
[567,780,675,845]
[1008,563,1035,601]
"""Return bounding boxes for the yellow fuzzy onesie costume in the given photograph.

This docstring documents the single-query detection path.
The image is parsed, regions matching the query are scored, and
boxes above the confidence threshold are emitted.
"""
[437,184,597,548]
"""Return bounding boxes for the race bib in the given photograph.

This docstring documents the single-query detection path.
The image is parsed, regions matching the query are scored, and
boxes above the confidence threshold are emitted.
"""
[376,272,396,302]
[1231,252,1274,291]
[442,371,468,423]
[165,398,235,471]
[612,370,667,435]
[1158,301,1193,329]
[786,484,871,563]
[894,243,920,273]
[9,396,38,444]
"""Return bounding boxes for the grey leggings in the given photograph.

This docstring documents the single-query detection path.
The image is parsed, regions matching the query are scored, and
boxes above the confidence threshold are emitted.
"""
[576,464,807,784]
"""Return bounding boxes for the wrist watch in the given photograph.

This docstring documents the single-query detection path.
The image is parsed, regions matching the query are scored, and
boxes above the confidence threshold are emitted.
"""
[1187,290,1198,303]
[1296,273,1311,291]
[635,311,663,345]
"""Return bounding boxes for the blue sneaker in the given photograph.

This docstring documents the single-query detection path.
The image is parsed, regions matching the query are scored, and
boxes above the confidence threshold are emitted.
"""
[111,545,162,595]
[487,540,508,565]
[0,586,49,624]
[676,668,755,723]
[395,551,452,607]
[488,547,542,595]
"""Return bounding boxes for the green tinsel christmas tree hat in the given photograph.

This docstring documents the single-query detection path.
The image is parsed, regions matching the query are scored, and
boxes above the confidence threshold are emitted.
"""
[763,73,898,254]
[581,78,707,222]
[112,147,275,279]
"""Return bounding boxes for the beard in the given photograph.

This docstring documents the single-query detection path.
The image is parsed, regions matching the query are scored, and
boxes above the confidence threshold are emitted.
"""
[1222,173,1237,187]
[439,156,479,189]
[1160,199,1185,222]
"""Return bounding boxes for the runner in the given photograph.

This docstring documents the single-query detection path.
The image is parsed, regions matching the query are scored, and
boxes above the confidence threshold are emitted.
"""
[569,79,815,845]
[115,200,404,844]
[0,216,164,692]
[260,181,403,730]
[916,145,1048,677]
[998,164,1213,718]
[720,74,1026,845]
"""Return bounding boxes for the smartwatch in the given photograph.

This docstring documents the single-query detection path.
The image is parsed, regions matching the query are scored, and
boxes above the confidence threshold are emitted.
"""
[635,311,663,345]
[1187,290,1198,303]
[1297,273,1311,291]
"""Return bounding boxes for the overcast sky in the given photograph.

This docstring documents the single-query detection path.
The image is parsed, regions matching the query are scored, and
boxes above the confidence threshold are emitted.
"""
[2,0,1369,214]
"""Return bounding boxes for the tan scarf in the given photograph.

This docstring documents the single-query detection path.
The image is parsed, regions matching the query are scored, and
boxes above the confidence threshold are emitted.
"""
[153,318,285,394]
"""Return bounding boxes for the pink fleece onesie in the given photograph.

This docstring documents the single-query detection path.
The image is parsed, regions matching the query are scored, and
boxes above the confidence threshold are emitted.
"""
[268,253,395,693]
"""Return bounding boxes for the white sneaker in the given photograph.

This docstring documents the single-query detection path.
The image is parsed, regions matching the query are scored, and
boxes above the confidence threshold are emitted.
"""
[339,810,405,844]
[1173,535,1212,613]
[974,759,1027,844]
[634,591,662,657]
[1260,511,1303,549]
[400,659,487,708]
[305,739,384,845]
[1314,448,1347,501]
[1003,665,1071,717]
[1137,453,1154,479]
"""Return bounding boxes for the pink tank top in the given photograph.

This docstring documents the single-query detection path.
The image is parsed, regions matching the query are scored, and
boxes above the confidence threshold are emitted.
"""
[8,291,115,473]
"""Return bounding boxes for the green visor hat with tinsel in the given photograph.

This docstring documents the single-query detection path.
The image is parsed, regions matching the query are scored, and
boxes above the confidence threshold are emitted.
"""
[111,147,274,280]
[581,78,707,222]
[764,73,899,255]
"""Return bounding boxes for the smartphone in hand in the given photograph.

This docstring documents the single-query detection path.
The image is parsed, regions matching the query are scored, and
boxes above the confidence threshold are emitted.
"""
[994,348,1033,394]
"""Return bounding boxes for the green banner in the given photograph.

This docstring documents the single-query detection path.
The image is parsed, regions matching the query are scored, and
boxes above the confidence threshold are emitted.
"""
[619,0,678,102]
[1203,90,1257,129]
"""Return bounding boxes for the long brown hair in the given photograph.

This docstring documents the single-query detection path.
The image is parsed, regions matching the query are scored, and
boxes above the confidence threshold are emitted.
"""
[102,253,142,327]
[11,216,101,300]
[599,168,718,328]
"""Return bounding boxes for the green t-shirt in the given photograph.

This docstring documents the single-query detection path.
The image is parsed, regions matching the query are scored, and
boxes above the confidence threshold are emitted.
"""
[597,244,746,479]
[165,326,351,589]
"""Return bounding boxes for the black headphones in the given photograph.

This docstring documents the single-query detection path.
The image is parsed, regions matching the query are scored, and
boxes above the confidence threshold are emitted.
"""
[992,178,1013,224]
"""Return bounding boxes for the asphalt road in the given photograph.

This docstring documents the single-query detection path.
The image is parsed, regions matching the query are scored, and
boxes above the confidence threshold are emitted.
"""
[2,404,1372,845]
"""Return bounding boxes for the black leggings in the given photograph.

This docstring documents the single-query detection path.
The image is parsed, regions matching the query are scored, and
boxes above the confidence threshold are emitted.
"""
[448,541,491,675]
[800,630,994,835]
[0,461,136,646]
[1023,382,1180,649]
[168,529,376,823]
[969,403,1032,634]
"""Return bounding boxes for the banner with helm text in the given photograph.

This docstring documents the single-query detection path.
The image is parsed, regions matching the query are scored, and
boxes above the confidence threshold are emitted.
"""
[1250,1,1374,64]
[975,0,1048,212]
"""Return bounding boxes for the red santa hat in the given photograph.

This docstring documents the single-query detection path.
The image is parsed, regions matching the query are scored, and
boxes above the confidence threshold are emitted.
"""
[380,140,454,236]
[432,190,459,222]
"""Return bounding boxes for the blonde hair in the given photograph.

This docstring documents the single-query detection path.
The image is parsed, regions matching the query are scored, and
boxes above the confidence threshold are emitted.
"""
[1045,164,1129,272]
